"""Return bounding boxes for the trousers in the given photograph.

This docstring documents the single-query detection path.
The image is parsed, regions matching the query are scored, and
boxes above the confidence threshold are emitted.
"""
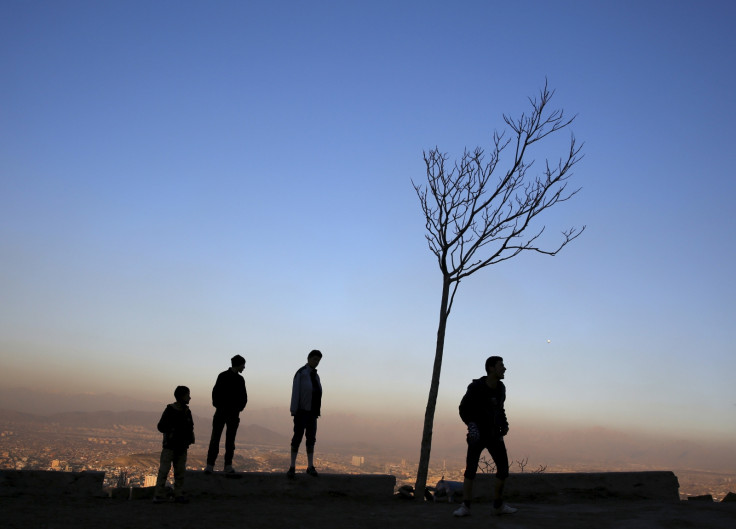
[464,435,509,480]
[291,410,317,453]
[206,409,240,466]
[155,448,187,498]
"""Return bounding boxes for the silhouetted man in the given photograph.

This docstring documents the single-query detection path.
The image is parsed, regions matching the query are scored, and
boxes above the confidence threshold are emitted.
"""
[287,349,322,478]
[205,355,247,473]
[153,385,194,503]
[453,356,517,517]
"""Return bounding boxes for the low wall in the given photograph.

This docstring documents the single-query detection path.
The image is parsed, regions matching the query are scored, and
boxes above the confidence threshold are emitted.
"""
[461,471,680,503]
[1,470,680,502]
[161,471,396,501]
[0,470,106,498]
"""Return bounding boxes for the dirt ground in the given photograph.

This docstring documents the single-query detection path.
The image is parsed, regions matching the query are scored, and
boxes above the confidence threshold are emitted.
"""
[2,495,736,529]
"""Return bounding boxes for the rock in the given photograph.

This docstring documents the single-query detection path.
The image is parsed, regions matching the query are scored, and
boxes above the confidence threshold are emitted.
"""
[721,491,736,502]
[688,494,714,502]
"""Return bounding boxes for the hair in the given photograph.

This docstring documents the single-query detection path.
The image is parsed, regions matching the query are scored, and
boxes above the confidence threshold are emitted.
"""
[307,349,323,360]
[231,354,246,367]
[174,385,190,401]
[485,356,503,373]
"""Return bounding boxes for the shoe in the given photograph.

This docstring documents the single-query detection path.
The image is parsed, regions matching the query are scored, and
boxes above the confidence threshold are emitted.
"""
[306,466,319,477]
[174,496,190,504]
[494,503,517,516]
[224,465,235,473]
[204,465,214,474]
[453,503,471,517]
[286,467,295,479]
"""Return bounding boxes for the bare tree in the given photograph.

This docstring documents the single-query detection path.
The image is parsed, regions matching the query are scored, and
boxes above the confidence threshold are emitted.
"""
[412,81,585,496]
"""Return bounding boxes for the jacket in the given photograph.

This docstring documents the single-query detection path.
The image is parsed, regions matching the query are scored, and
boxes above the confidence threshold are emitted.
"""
[290,364,322,416]
[211,368,248,413]
[458,376,508,437]
[157,402,195,451]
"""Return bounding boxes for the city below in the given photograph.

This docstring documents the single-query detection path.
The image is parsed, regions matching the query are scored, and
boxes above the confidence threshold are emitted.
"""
[0,408,733,501]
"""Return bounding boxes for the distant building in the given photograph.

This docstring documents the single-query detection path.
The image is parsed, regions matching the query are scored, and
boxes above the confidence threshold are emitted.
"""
[143,475,157,488]
[351,456,364,467]
[116,471,129,488]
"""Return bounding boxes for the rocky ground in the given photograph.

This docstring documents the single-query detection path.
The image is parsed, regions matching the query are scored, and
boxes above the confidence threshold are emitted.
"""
[3,494,736,529]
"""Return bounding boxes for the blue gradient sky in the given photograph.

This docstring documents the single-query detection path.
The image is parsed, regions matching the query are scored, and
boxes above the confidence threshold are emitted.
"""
[1,1,734,441]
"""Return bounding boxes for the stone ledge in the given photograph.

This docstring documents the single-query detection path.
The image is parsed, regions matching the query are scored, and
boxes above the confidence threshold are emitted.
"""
[143,471,397,501]
[462,471,680,503]
[0,470,106,498]
[0,470,680,502]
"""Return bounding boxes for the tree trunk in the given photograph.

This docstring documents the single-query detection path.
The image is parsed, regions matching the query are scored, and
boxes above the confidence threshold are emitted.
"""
[414,275,451,497]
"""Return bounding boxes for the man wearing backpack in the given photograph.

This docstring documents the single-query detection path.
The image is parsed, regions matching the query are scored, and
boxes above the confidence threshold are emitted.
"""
[453,355,517,517]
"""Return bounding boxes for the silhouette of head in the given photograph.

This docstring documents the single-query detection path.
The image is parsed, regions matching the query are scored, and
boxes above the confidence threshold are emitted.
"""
[174,385,190,402]
[307,349,322,368]
[485,356,503,373]
[231,354,246,368]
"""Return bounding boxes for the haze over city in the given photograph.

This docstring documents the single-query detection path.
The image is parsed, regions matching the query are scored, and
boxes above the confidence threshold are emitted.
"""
[1,0,735,473]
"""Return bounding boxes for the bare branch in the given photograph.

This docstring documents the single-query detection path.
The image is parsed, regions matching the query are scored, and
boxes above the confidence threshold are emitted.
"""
[446,279,460,316]
[478,455,497,475]
[414,85,584,284]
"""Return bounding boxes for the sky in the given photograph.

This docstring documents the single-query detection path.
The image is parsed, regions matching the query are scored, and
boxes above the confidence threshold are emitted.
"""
[1,0,735,446]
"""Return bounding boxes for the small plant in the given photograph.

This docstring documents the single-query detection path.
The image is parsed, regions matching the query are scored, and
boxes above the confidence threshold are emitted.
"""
[478,455,496,474]
[477,455,546,474]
